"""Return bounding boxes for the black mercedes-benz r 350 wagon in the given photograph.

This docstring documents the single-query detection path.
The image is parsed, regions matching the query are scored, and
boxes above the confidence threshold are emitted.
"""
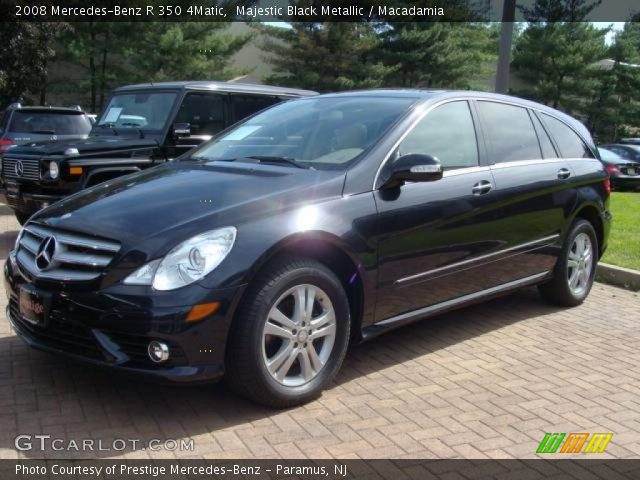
[5,90,611,407]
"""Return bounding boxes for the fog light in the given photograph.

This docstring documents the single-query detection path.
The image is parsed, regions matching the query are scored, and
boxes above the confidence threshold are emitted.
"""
[148,341,170,363]
[49,161,59,179]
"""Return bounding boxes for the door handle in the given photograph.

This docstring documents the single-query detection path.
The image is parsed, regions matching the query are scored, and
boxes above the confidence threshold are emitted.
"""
[472,180,492,195]
[558,168,571,180]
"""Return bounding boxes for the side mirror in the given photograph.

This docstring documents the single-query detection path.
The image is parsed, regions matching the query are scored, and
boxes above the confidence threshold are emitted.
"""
[172,122,191,138]
[382,153,443,188]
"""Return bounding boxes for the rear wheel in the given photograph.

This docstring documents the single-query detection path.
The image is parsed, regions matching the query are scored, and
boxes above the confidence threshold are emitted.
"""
[538,219,598,307]
[225,258,350,407]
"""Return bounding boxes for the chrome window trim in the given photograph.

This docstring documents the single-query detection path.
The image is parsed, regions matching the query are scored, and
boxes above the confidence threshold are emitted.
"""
[395,233,560,285]
[372,95,596,189]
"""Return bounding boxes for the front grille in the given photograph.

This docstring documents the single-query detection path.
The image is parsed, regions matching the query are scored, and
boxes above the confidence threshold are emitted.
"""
[2,155,41,180]
[16,222,121,282]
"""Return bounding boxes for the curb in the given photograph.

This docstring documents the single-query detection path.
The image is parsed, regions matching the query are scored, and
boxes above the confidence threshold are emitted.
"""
[597,263,640,292]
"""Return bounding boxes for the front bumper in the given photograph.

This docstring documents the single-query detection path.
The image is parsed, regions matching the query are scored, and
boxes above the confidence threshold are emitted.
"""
[0,187,65,214]
[4,257,245,383]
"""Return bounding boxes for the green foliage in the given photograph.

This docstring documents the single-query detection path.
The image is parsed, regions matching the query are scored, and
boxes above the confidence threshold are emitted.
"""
[0,23,68,106]
[584,22,640,142]
[260,23,393,92]
[512,22,607,112]
[518,0,602,22]
[380,23,494,88]
[124,23,251,83]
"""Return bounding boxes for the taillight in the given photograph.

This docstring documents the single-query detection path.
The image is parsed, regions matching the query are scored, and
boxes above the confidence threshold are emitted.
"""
[0,138,13,154]
[603,178,611,196]
[605,164,621,175]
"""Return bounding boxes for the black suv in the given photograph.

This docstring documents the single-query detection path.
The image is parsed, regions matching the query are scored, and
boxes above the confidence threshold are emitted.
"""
[5,90,611,407]
[0,81,316,224]
[0,104,92,154]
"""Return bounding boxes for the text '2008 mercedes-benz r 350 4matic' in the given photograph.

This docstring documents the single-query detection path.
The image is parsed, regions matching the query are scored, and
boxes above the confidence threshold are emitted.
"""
[5,90,611,407]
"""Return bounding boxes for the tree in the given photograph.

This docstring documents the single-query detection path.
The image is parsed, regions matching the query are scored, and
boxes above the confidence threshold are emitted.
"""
[512,22,607,112]
[60,22,134,112]
[379,22,494,88]
[519,0,602,22]
[584,22,640,141]
[0,23,67,106]
[260,23,393,92]
[125,23,251,83]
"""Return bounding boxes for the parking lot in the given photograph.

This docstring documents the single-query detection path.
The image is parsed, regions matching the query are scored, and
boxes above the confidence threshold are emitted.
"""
[0,208,639,460]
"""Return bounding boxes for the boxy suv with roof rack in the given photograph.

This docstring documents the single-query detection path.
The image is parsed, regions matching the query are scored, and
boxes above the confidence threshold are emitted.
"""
[5,90,611,407]
[0,82,316,224]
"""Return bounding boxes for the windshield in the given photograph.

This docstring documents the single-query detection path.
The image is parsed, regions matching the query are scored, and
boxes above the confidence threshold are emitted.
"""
[9,111,92,135]
[189,96,416,170]
[96,91,177,130]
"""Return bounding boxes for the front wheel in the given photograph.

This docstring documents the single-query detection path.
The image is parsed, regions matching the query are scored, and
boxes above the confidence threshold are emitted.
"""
[225,258,350,407]
[538,219,598,307]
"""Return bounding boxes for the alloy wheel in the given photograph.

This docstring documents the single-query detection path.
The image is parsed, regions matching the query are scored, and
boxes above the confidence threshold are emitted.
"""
[262,284,337,387]
[567,232,594,297]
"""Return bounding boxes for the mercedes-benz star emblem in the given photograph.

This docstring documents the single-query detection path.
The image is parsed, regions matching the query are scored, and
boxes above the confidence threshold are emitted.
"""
[35,236,58,271]
[15,160,24,177]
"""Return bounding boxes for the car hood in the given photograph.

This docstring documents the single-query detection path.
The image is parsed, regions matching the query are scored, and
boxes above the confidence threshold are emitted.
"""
[32,161,345,248]
[5,134,158,156]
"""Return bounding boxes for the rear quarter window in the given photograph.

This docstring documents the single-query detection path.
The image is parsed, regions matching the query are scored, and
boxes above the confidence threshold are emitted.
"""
[9,112,92,135]
[541,114,594,159]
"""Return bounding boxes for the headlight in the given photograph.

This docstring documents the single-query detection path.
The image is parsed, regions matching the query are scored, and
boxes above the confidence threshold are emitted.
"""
[123,227,237,291]
[49,161,59,179]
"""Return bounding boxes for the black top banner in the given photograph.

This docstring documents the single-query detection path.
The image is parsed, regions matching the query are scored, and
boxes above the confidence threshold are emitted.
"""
[1,0,639,22]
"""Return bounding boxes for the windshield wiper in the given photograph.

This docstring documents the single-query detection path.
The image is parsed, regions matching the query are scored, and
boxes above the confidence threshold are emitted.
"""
[97,123,119,136]
[243,156,313,170]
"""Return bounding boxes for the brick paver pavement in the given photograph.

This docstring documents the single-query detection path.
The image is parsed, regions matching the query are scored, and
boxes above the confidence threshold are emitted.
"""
[0,209,638,460]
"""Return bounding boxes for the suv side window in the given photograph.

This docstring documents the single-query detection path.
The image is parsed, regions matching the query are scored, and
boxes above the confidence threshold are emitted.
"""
[398,101,479,170]
[174,93,225,136]
[541,113,595,159]
[477,101,541,163]
[531,112,557,159]
[229,95,278,125]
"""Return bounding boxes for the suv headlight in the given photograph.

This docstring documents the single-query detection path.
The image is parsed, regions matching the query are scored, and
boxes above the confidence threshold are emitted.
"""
[124,227,237,291]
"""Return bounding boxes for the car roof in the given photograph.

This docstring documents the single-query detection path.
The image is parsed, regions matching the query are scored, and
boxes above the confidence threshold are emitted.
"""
[8,106,86,114]
[114,81,317,97]
[316,89,592,141]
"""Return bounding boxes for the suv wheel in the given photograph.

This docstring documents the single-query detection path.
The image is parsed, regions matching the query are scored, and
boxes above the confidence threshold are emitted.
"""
[225,258,350,407]
[539,219,598,307]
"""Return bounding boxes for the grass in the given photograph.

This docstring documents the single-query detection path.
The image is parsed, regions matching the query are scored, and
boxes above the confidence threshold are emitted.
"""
[602,192,640,271]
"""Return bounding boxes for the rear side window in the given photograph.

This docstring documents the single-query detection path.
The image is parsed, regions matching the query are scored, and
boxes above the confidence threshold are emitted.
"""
[541,114,594,159]
[9,112,92,135]
[531,113,557,159]
[174,93,225,136]
[398,101,479,170]
[229,95,278,125]
[477,101,541,163]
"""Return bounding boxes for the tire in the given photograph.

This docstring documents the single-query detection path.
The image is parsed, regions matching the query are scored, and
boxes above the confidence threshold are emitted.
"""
[538,219,598,307]
[14,211,32,226]
[225,257,350,408]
